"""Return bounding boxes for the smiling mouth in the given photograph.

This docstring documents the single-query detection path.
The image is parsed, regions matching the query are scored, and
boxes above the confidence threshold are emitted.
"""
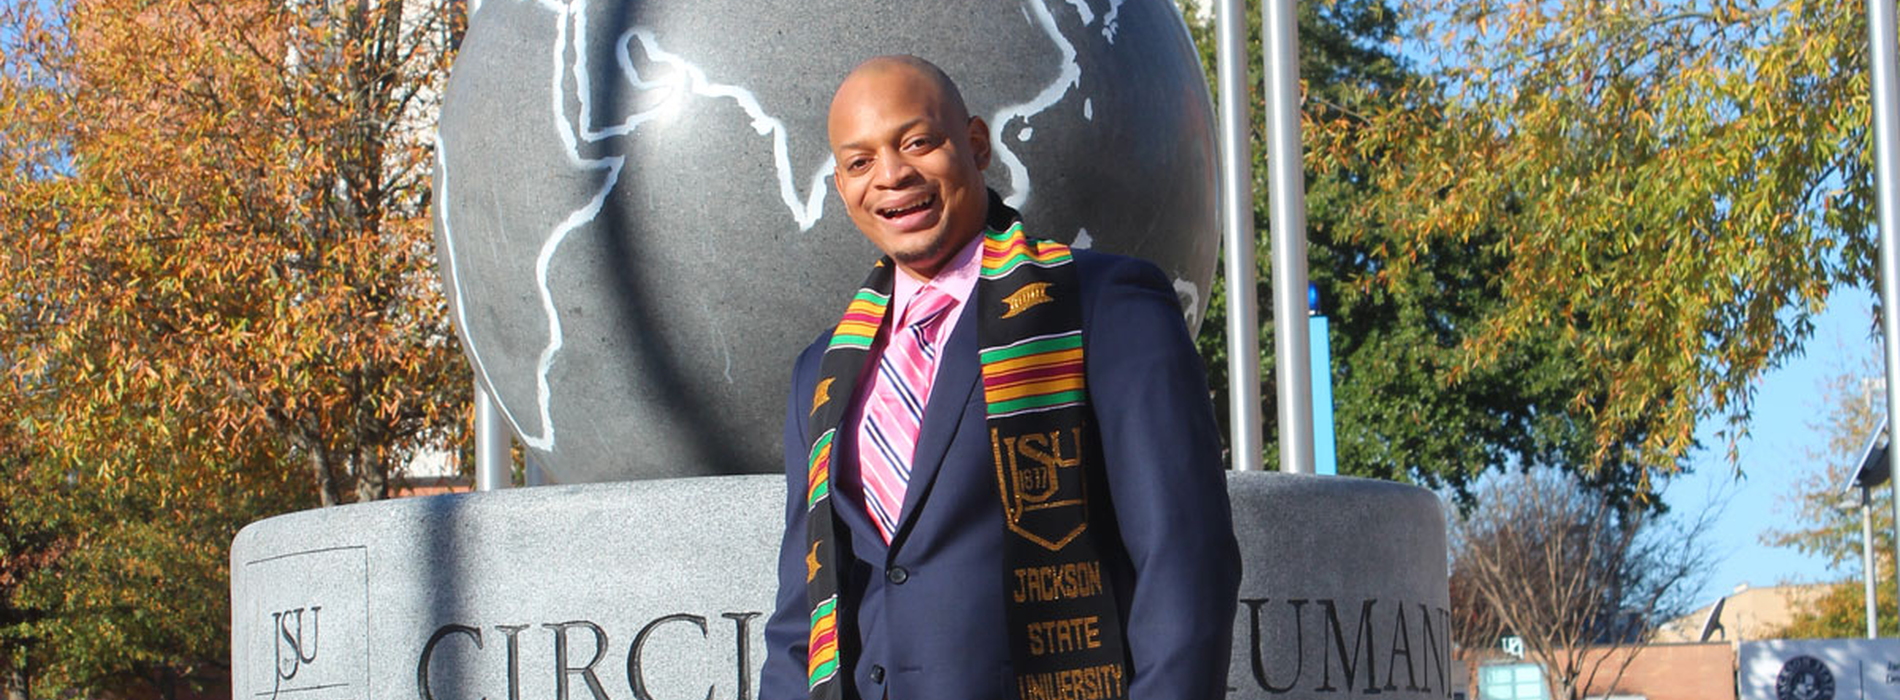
[876,195,936,219]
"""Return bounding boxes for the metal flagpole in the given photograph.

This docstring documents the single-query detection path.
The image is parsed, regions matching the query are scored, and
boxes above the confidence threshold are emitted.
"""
[1263,0,1314,474]
[474,381,511,491]
[1866,0,1900,623]
[1217,0,1264,472]
[1865,486,1880,638]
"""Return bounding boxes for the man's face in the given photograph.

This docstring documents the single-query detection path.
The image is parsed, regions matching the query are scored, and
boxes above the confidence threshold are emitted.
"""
[828,65,991,280]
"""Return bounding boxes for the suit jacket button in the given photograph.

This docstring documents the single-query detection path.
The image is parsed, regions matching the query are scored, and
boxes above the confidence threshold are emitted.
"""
[886,566,909,584]
[870,665,886,683]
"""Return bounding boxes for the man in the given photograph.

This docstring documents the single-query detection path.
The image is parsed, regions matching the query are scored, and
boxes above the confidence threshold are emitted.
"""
[762,56,1240,700]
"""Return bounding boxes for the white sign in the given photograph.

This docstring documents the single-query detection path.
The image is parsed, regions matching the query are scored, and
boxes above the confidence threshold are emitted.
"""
[1741,639,1900,700]
[1501,635,1526,659]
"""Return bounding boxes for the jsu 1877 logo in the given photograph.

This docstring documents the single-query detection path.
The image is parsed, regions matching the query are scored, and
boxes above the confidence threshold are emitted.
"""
[992,426,1089,552]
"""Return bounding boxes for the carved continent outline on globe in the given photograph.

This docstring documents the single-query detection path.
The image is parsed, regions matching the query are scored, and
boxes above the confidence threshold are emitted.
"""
[433,0,1220,482]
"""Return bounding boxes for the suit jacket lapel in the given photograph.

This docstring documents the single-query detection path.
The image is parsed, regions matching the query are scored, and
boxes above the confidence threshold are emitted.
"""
[890,300,980,547]
[822,370,890,561]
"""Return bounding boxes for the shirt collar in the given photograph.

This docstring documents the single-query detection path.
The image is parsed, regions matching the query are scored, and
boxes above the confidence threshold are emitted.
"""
[891,230,984,324]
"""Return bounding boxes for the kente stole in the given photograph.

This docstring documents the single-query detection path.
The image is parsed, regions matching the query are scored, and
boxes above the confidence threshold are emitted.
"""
[803,206,1129,700]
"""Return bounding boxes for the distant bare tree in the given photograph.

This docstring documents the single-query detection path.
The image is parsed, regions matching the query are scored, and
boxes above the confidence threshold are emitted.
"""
[1450,468,1716,700]
[1449,556,1505,652]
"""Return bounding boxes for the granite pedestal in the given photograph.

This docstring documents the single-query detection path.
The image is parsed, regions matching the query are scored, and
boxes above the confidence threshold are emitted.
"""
[1222,474,1453,698]
[230,472,1450,699]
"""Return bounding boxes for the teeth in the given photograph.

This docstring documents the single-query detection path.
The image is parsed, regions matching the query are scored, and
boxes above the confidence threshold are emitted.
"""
[880,196,934,218]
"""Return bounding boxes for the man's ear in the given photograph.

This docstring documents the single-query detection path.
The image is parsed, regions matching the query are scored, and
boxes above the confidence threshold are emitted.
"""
[968,116,992,170]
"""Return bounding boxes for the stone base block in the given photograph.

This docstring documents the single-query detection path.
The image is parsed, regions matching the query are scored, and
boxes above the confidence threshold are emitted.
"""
[1225,472,1454,698]
[230,472,1449,699]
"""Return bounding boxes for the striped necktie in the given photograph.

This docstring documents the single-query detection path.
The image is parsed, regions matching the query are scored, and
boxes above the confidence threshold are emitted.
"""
[858,286,957,543]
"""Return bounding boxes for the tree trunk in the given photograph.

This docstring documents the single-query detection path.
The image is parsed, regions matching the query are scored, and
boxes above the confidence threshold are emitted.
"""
[354,454,388,502]
[307,444,340,507]
[4,662,27,700]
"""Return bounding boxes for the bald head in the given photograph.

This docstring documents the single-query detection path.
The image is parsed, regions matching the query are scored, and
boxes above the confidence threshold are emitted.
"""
[826,56,992,280]
[830,56,972,127]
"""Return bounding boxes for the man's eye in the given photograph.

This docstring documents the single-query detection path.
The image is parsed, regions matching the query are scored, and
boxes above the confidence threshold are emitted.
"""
[846,158,871,172]
[907,137,937,150]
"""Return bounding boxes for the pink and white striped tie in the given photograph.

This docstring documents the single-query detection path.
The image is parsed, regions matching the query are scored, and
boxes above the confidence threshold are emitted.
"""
[858,287,957,542]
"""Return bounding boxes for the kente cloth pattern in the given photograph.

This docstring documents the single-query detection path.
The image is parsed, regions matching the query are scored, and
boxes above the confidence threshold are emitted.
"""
[804,202,1129,700]
[803,432,841,694]
[978,332,1085,417]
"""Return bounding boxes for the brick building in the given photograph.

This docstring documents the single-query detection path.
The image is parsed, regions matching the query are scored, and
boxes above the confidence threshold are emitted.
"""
[1466,582,1830,699]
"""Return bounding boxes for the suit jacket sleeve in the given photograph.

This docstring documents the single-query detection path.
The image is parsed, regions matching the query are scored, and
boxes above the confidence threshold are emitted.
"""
[1082,255,1241,700]
[761,338,825,700]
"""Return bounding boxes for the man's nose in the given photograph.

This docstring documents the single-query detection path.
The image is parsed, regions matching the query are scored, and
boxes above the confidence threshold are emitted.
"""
[873,154,919,188]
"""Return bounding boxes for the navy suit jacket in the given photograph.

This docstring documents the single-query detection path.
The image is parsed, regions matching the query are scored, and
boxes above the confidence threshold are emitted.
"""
[762,250,1241,700]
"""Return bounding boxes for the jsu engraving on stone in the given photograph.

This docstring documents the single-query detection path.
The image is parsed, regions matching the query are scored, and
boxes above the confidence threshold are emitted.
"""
[241,546,369,699]
[272,607,322,695]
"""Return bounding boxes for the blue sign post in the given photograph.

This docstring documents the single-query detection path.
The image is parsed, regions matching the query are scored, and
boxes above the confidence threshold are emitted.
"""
[1308,284,1338,476]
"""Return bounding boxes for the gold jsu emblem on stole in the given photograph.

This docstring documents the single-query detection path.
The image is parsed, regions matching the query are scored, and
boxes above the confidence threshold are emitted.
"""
[811,377,835,416]
[806,542,823,582]
[991,426,1089,551]
[1000,282,1056,319]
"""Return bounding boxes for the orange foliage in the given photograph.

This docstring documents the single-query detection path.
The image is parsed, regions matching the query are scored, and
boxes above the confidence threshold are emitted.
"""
[0,0,468,506]
[0,0,466,692]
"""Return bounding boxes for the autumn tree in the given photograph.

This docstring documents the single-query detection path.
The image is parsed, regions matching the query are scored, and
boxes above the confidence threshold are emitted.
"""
[1323,0,1877,481]
[1763,350,1898,638]
[0,448,61,700]
[1,0,468,508]
[1776,583,1897,639]
[1450,468,1716,700]
[1181,0,1657,499]
[4,447,307,699]
[1184,0,1878,496]
[0,0,467,694]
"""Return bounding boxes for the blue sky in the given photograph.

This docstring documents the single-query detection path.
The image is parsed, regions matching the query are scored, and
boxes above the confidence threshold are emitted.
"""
[1670,284,1881,609]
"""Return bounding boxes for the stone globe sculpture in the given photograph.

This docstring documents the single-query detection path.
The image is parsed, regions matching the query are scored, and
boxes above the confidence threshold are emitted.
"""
[432,0,1221,483]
